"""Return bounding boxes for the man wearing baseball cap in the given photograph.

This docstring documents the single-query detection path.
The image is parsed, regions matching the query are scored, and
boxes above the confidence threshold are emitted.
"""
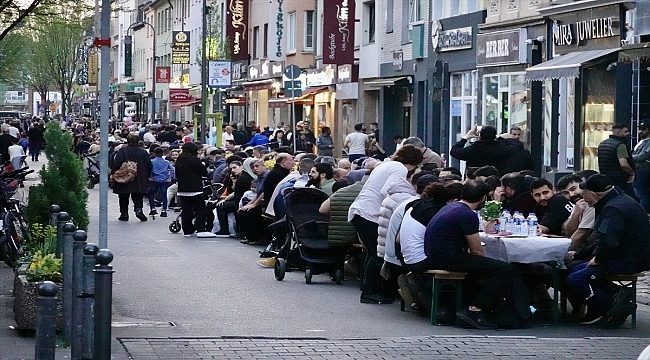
[632,119,650,213]
[565,173,650,326]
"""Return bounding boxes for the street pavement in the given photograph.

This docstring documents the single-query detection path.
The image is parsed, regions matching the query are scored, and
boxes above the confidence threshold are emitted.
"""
[2,171,650,359]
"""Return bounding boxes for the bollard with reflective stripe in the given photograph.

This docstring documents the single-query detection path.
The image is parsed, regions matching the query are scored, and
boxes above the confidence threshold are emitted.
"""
[81,243,98,359]
[71,230,87,360]
[93,249,114,360]
[62,222,76,344]
[35,281,58,360]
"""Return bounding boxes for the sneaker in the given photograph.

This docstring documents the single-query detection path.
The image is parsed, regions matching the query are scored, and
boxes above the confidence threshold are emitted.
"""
[135,210,147,222]
[257,258,276,268]
[197,231,216,238]
[240,238,250,244]
[184,233,197,238]
[149,209,158,216]
[456,308,498,330]
[160,211,167,217]
[360,292,395,304]
[118,214,129,221]
[579,312,605,325]
[214,230,231,237]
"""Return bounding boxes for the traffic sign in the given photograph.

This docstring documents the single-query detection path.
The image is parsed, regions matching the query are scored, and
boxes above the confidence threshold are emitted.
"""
[284,80,302,97]
[284,64,301,80]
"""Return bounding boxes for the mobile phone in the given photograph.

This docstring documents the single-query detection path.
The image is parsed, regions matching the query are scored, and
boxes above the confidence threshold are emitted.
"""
[476,125,483,134]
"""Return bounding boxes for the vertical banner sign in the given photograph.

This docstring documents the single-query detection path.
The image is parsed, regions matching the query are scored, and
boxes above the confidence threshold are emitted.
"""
[77,45,89,85]
[172,31,191,64]
[227,0,250,61]
[208,60,232,88]
[268,0,284,61]
[124,36,132,77]
[322,0,355,65]
[88,52,99,85]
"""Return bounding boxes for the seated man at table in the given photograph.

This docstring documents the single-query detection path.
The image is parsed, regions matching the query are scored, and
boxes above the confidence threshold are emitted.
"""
[556,171,598,259]
[530,178,573,236]
[423,180,514,329]
[500,172,537,216]
[566,174,650,325]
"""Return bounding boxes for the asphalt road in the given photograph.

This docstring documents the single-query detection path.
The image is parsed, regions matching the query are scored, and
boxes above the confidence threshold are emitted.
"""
[79,187,650,358]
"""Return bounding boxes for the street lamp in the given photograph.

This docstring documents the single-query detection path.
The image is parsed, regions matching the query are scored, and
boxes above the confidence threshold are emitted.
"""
[126,21,157,124]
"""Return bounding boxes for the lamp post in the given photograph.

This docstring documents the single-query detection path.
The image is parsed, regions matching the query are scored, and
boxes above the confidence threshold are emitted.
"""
[126,21,157,124]
[200,0,208,144]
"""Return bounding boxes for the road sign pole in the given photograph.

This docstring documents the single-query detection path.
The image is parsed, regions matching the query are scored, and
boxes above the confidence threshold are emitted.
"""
[291,66,297,151]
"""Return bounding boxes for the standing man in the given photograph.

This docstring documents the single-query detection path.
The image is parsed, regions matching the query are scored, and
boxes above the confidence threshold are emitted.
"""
[403,136,443,168]
[632,119,650,213]
[344,124,369,163]
[597,123,636,198]
[369,122,380,141]
[509,126,522,139]
[316,126,334,157]
[27,121,45,162]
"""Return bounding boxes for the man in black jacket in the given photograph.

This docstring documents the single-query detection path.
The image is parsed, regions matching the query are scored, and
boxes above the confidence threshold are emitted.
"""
[566,174,650,325]
[450,125,518,174]
[0,125,14,165]
[597,123,636,198]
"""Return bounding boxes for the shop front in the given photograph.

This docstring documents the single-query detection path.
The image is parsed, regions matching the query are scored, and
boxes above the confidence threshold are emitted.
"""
[303,65,337,136]
[226,60,249,126]
[428,10,486,167]
[244,60,285,128]
[334,64,359,157]
[527,2,634,173]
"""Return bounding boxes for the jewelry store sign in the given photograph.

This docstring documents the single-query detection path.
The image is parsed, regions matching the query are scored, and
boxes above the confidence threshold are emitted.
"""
[553,17,617,47]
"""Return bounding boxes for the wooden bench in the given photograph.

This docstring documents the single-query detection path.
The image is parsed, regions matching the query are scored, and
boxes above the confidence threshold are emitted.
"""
[397,270,465,325]
[606,272,645,329]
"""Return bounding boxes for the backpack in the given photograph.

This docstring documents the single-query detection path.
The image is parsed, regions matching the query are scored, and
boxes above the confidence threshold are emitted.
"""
[484,275,533,329]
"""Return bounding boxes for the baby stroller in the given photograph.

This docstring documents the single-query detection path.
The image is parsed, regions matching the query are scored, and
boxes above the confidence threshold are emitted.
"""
[83,151,100,189]
[274,188,347,285]
[168,179,222,233]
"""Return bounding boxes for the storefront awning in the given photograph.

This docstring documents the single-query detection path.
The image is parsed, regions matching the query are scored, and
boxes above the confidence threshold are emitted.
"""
[619,42,650,63]
[363,76,407,89]
[171,99,201,110]
[296,86,328,99]
[525,48,619,82]
[242,79,274,91]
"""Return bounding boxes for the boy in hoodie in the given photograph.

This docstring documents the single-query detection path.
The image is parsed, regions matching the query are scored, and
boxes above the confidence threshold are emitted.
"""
[148,146,175,217]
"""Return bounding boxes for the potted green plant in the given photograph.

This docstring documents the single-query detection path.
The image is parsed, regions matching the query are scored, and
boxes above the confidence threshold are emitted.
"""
[479,200,502,234]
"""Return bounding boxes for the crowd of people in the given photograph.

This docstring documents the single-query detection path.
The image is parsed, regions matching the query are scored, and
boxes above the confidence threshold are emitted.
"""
[60,115,649,330]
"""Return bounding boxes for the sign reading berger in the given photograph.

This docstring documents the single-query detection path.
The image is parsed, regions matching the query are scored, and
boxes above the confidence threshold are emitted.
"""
[322,0,355,65]
[227,0,249,62]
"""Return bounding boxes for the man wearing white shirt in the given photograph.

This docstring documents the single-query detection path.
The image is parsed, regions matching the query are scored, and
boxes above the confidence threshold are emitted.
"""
[222,125,235,148]
[143,125,157,144]
[344,124,369,163]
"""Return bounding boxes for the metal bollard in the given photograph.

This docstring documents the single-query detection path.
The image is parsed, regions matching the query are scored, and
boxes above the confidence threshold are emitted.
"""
[56,211,69,257]
[62,222,76,344]
[94,249,114,360]
[49,204,60,228]
[82,244,98,360]
[71,230,87,360]
[35,281,58,360]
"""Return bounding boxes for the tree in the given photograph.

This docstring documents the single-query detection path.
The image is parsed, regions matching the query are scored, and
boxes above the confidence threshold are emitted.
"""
[195,3,230,66]
[25,121,89,230]
[35,16,89,118]
[0,32,26,85]
[0,0,41,43]
[19,37,54,114]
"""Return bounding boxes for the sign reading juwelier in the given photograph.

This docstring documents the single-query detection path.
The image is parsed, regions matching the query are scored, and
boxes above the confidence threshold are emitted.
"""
[172,31,191,64]
[322,0,355,65]
[208,61,232,88]
[227,0,249,62]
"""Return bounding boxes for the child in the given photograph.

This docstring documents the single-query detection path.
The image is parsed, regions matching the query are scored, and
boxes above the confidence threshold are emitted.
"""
[19,134,28,155]
[148,147,175,217]
[239,180,257,208]
[8,136,25,170]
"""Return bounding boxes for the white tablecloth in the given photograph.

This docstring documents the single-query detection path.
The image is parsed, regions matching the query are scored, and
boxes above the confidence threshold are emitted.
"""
[480,233,571,264]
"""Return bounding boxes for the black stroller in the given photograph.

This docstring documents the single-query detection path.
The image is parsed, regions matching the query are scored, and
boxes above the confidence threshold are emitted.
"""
[168,179,222,232]
[274,188,347,285]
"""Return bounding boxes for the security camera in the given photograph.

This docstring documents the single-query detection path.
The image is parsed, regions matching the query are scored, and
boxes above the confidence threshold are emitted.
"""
[536,36,546,43]
[524,39,534,45]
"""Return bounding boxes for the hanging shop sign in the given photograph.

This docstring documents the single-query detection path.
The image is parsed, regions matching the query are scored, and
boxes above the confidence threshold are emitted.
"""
[550,5,621,55]
[169,89,192,103]
[476,28,527,67]
[306,65,337,87]
[232,61,248,82]
[322,0,355,65]
[337,64,352,83]
[208,61,232,88]
[227,0,250,62]
[434,25,473,52]
[156,67,171,83]
[87,52,98,85]
[268,0,285,61]
[77,45,89,85]
[172,31,191,64]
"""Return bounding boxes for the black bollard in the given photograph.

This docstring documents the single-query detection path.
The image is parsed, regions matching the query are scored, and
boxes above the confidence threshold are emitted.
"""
[71,230,87,360]
[62,222,76,345]
[35,281,58,360]
[94,249,114,360]
[56,212,69,258]
[82,244,98,360]
[49,205,60,228]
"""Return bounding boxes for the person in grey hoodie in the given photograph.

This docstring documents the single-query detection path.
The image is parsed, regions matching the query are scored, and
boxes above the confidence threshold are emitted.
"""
[633,119,650,212]
[316,126,334,156]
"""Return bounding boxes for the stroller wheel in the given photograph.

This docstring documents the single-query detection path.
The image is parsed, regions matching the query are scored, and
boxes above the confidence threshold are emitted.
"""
[305,267,312,284]
[335,268,343,285]
[274,258,286,281]
[87,181,95,189]
[169,221,181,233]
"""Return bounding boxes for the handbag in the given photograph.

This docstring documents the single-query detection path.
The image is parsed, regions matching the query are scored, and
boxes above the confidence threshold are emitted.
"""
[111,148,138,184]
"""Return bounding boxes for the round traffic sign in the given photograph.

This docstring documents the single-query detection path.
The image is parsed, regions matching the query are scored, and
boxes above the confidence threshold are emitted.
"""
[284,64,301,80]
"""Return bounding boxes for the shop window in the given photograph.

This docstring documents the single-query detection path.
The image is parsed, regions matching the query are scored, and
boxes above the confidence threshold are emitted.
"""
[263,24,268,58]
[407,0,424,42]
[364,1,376,44]
[253,26,259,59]
[483,75,499,129]
[450,71,479,169]
[451,74,462,97]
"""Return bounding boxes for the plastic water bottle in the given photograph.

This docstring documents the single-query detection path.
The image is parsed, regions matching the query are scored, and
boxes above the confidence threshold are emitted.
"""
[499,211,508,235]
[527,213,538,237]
[513,211,523,236]
[476,211,484,231]
[503,210,513,234]
[521,215,529,237]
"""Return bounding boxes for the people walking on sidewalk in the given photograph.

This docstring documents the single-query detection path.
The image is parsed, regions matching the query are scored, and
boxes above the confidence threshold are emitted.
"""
[175,142,214,238]
[148,147,175,217]
[111,134,152,221]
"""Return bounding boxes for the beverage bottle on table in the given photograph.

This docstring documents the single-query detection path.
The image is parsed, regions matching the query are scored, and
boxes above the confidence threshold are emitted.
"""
[476,211,484,231]
[521,214,529,237]
[527,213,538,237]
[513,211,523,236]
[502,210,512,234]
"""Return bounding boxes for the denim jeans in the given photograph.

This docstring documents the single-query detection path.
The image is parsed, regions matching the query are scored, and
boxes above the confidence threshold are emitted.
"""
[634,169,650,212]
[148,181,170,210]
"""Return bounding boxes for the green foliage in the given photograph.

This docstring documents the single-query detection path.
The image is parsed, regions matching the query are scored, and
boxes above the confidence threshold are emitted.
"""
[479,200,503,221]
[25,223,57,255]
[0,32,27,84]
[25,121,89,230]
[26,251,62,282]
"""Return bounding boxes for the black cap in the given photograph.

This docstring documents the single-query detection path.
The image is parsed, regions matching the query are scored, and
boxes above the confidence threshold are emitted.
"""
[579,174,613,192]
[639,119,650,129]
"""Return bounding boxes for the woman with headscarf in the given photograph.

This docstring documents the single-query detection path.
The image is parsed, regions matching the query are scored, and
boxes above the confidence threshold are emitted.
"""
[214,160,254,236]
[111,134,152,221]
[174,142,214,237]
